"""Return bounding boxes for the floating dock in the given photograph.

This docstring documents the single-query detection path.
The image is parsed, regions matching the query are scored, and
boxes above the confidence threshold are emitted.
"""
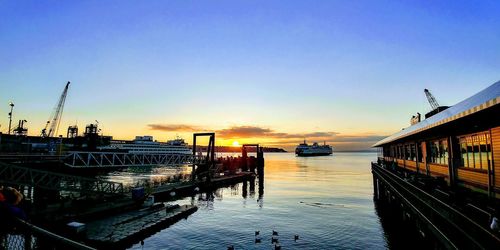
[86,204,198,249]
[152,172,256,197]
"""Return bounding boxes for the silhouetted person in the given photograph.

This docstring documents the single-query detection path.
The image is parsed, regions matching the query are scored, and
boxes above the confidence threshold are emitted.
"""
[0,186,27,233]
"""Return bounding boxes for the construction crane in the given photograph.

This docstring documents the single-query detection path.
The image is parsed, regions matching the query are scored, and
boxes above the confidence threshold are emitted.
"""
[423,88,449,119]
[424,88,440,110]
[41,81,70,137]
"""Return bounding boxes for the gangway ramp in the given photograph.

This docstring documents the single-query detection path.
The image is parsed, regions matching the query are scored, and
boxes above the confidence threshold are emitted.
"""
[64,152,206,168]
[0,161,124,195]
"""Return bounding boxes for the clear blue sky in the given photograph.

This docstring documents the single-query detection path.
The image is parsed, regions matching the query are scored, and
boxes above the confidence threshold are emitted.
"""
[1,0,499,150]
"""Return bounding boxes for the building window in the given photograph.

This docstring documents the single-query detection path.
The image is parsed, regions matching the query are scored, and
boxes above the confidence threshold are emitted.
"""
[458,133,491,170]
[427,138,448,165]
[410,143,416,161]
[417,143,423,162]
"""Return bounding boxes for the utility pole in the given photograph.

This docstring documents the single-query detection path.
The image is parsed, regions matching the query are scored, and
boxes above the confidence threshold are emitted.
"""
[8,101,14,135]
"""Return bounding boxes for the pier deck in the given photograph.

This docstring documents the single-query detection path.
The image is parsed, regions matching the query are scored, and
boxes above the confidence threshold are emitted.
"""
[372,162,500,249]
[152,172,255,196]
[86,204,197,248]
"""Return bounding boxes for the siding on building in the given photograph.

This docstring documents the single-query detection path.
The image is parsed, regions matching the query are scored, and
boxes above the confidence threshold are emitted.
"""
[491,126,500,188]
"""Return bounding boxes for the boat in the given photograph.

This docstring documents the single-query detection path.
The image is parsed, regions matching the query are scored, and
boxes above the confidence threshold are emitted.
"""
[295,140,333,156]
[99,136,192,155]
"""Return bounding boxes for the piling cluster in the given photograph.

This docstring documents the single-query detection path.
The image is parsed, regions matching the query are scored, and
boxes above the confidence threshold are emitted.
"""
[217,154,264,176]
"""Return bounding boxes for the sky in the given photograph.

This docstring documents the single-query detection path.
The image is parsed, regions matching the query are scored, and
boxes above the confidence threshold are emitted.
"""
[0,0,499,151]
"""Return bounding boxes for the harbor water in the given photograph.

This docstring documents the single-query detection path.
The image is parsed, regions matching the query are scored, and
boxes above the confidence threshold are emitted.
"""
[120,152,415,249]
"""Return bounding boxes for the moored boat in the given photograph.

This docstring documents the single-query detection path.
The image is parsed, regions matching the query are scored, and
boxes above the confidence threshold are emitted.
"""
[99,136,192,155]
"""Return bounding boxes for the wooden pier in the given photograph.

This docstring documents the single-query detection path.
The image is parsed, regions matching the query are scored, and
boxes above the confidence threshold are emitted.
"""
[152,172,256,197]
[372,162,500,249]
[86,204,197,249]
[0,131,265,249]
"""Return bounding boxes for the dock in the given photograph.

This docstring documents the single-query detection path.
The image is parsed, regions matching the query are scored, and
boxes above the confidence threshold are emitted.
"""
[372,162,500,248]
[86,204,197,249]
[152,172,256,197]
[0,131,265,249]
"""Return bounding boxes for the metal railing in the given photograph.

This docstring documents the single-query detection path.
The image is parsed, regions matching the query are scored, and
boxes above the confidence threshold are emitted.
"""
[1,218,95,250]
[64,152,206,168]
[0,161,124,195]
[0,154,62,163]
[372,162,500,249]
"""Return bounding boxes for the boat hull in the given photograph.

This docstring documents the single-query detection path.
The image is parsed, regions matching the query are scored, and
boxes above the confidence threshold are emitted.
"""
[296,152,333,157]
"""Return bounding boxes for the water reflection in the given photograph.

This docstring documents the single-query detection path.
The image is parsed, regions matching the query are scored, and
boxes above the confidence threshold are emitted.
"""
[105,165,192,188]
[258,176,264,208]
[249,179,255,198]
[373,196,434,249]
[125,153,420,249]
[242,181,248,199]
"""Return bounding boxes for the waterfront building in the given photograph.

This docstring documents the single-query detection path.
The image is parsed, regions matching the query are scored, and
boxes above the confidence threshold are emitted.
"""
[374,81,500,198]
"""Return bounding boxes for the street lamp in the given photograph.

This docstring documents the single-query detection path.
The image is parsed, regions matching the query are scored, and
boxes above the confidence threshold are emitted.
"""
[8,102,14,135]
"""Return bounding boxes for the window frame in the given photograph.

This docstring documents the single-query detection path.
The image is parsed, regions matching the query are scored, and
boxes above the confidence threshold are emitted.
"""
[457,131,492,170]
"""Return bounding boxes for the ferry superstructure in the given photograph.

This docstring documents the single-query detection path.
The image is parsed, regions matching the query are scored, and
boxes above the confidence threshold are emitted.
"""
[295,140,333,156]
[99,136,192,155]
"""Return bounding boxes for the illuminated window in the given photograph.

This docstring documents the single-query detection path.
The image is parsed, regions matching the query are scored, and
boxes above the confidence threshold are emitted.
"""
[427,138,448,165]
[458,133,491,170]
[410,143,416,161]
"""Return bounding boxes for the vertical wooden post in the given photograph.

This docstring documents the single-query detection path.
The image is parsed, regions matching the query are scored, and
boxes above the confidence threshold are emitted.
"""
[403,144,406,170]
[416,142,420,175]
[448,136,457,188]
[422,141,429,176]
[487,129,494,199]
[192,135,197,181]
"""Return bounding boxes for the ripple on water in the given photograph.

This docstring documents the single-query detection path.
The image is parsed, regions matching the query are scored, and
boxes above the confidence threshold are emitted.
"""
[127,153,394,249]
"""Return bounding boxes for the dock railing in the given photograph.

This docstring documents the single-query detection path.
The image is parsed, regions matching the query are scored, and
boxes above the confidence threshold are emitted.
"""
[1,218,95,250]
[372,162,500,249]
[64,152,206,168]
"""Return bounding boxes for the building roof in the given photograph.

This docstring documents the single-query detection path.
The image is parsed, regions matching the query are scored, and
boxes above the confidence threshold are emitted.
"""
[373,80,500,147]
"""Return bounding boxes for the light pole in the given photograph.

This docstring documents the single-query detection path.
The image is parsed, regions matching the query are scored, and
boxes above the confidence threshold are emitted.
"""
[8,102,14,135]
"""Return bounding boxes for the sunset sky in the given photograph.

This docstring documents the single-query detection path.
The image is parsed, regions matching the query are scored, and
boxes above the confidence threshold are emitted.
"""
[1,1,499,151]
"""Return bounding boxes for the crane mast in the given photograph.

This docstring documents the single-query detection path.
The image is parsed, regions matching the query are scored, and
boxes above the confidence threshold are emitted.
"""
[41,81,70,137]
[424,88,440,110]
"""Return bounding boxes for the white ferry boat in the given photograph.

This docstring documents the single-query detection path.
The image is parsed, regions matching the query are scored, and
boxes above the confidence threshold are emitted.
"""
[99,136,192,155]
[295,140,333,156]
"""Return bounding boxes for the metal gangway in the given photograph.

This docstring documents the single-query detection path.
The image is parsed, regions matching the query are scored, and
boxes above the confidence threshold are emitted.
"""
[63,152,206,168]
[0,161,123,195]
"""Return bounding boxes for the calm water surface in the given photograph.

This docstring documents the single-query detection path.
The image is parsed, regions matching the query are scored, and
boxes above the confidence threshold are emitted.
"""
[127,152,390,249]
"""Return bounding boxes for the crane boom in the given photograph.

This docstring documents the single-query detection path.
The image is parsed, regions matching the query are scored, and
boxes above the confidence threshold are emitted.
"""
[41,81,70,137]
[424,88,440,110]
